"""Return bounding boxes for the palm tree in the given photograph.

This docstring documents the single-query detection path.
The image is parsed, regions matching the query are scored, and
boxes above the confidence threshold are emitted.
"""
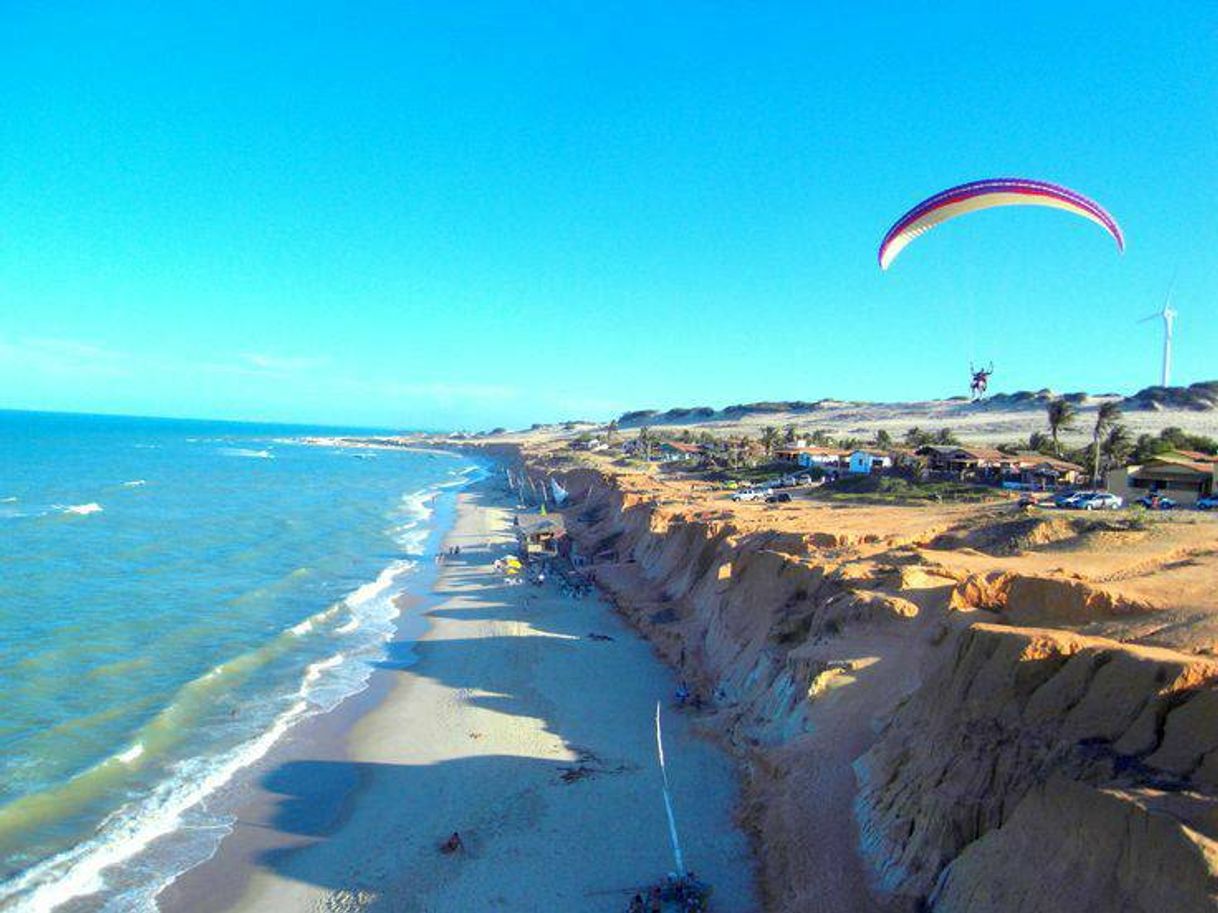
[874,429,893,449]
[1100,423,1133,481]
[933,427,958,446]
[783,424,799,444]
[1027,430,1051,454]
[1046,399,1077,457]
[605,419,619,444]
[1091,402,1123,488]
[637,425,654,461]
[760,426,781,458]
[904,426,930,448]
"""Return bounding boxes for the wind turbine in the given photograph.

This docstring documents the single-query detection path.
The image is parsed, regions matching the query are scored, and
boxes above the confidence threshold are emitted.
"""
[1139,280,1178,388]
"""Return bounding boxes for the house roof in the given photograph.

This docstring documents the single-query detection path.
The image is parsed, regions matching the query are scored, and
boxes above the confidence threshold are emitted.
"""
[850,449,889,459]
[517,514,566,536]
[957,446,1007,462]
[915,445,1004,462]
[1010,452,1083,472]
[660,441,701,453]
[778,445,846,456]
[1166,449,1218,464]
[1134,458,1216,477]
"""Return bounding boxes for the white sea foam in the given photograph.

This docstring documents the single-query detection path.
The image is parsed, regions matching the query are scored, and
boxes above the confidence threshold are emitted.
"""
[116,743,144,765]
[1,496,16,503]
[0,696,314,913]
[62,503,103,516]
[121,480,146,488]
[0,461,492,913]
[219,447,273,459]
[303,655,343,684]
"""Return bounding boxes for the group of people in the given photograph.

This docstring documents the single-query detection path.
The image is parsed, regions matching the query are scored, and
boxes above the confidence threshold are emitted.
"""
[434,544,462,565]
[674,680,706,711]
[627,871,711,912]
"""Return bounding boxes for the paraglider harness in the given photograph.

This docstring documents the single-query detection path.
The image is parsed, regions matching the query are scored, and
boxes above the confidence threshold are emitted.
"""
[969,362,993,400]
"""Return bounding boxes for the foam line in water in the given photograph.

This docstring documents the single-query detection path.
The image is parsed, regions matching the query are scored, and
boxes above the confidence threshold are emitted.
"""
[61,503,103,516]
[0,462,490,912]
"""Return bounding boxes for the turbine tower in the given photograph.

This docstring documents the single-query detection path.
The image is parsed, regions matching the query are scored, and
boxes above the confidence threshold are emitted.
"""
[1139,284,1177,388]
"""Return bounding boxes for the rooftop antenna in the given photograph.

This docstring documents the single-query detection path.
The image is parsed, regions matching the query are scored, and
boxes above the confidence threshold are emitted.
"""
[1138,274,1178,387]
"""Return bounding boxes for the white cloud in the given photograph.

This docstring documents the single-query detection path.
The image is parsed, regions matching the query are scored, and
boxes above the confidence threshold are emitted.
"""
[0,336,132,377]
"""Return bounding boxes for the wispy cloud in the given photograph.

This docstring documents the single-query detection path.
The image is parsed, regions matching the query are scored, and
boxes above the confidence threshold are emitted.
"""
[2,335,522,410]
[0,336,133,377]
[240,353,333,374]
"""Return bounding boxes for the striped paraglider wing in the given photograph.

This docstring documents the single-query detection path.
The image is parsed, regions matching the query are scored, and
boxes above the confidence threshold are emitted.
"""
[878,178,1124,270]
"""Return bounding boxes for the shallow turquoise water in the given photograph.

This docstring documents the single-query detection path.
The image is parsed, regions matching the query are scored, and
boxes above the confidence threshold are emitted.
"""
[0,410,479,911]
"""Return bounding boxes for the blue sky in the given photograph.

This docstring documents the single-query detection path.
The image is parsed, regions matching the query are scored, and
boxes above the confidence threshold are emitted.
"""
[2,2,1215,429]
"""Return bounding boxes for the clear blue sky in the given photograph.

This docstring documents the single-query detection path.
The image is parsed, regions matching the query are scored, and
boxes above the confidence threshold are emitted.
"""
[2,2,1215,429]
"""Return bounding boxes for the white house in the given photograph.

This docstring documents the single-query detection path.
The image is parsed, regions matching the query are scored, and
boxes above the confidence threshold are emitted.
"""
[848,450,893,474]
[775,446,848,469]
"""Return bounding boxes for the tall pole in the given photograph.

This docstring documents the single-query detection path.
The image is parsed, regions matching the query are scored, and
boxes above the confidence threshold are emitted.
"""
[1162,308,1176,387]
[654,701,686,877]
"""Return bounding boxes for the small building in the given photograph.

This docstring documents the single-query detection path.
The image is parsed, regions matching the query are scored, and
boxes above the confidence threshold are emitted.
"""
[775,446,848,469]
[1005,453,1084,490]
[916,445,1006,479]
[515,513,567,560]
[1106,451,1218,507]
[571,437,608,452]
[656,441,701,462]
[848,449,893,474]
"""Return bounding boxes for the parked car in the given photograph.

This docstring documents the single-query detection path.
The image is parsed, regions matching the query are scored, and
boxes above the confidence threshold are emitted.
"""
[793,473,813,486]
[1053,490,1091,509]
[1078,492,1123,511]
[1195,495,1218,511]
[765,492,792,503]
[1136,494,1177,510]
[730,489,759,501]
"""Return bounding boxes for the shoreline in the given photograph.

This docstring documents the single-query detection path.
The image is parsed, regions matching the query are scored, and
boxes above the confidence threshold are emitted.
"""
[162,478,757,912]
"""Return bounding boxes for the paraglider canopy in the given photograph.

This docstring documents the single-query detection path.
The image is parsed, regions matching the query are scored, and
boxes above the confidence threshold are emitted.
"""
[878,178,1124,270]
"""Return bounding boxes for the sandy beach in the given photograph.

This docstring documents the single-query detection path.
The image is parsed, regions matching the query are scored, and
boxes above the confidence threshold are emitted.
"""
[164,482,756,913]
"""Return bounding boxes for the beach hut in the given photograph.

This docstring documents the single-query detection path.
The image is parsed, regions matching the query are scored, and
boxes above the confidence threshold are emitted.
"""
[515,513,567,560]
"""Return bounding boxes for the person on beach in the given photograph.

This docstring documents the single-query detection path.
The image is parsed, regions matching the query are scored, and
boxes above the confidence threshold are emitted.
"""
[648,885,662,913]
[440,831,463,854]
[628,893,645,913]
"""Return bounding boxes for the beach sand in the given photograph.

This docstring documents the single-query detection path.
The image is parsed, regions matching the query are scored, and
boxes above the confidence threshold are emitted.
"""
[164,483,756,913]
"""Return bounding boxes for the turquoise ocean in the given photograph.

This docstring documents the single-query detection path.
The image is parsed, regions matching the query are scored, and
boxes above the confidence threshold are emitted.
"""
[0,410,482,911]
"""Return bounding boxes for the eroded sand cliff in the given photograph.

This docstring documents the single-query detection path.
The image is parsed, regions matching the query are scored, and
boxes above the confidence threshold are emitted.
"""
[532,463,1218,912]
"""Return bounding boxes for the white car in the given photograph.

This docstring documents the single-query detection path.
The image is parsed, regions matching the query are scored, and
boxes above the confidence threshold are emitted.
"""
[1079,492,1123,511]
[730,489,762,502]
[1196,495,1218,511]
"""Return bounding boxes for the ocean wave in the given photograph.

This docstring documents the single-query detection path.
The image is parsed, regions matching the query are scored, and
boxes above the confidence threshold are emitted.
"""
[0,604,352,912]
[121,480,146,488]
[61,503,103,516]
[219,447,273,460]
[116,744,144,766]
[1,496,16,503]
[0,462,487,912]
[0,695,314,913]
